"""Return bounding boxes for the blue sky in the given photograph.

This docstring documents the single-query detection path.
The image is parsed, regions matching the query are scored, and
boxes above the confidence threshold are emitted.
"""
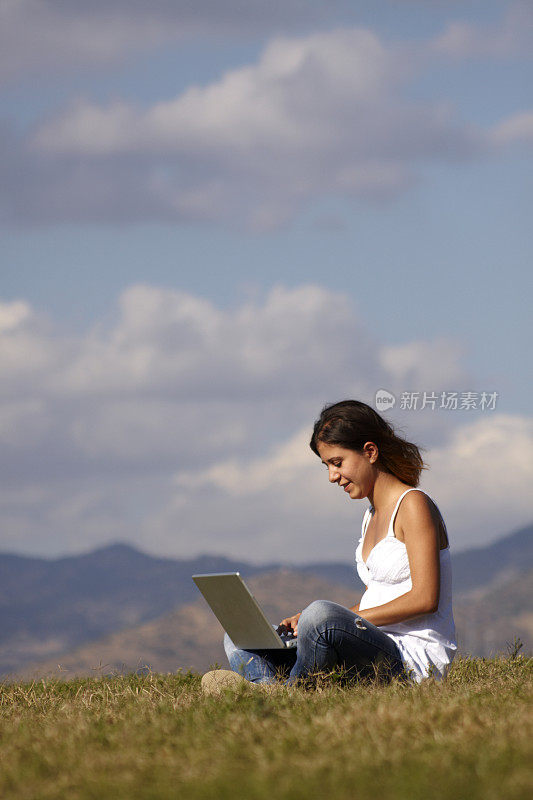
[1,1,532,561]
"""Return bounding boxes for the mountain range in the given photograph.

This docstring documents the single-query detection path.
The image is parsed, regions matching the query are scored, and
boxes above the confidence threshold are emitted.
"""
[2,522,532,679]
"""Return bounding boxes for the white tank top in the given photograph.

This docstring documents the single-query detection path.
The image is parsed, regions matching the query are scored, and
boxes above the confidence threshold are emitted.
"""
[355,488,457,682]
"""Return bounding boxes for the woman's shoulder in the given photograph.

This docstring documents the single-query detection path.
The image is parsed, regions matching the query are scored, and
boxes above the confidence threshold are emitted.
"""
[396,488,448,546]
[397,487,440,518]
[401,486,434,506]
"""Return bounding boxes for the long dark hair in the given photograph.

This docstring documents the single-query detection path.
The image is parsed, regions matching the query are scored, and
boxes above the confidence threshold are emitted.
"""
[310,400,426,487]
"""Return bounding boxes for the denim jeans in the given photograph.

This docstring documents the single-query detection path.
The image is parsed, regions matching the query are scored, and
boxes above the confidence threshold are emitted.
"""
[223,599,405,684]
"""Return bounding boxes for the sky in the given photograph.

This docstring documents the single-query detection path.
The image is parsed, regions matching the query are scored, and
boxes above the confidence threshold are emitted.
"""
[1,0,532,563]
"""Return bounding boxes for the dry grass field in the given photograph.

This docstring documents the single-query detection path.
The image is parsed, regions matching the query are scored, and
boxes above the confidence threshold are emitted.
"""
[1,656,531,800]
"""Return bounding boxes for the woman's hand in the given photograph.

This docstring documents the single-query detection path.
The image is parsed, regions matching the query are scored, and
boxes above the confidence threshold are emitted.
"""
[278,612,301,636]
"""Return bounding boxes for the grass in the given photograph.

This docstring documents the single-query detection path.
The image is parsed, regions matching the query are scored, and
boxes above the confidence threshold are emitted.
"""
[0,656,531,800]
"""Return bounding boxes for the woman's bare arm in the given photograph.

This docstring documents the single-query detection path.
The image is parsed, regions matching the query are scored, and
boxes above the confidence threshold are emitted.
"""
[352,491,441,627]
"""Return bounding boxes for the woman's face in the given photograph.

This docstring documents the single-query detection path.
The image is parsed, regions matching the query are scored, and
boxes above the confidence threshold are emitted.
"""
[316,440,378,500]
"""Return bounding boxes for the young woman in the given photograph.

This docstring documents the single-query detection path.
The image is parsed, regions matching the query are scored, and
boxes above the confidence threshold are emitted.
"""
[202,400,457,692]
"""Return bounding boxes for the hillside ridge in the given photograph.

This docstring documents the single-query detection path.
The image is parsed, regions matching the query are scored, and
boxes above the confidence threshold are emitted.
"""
[2,521,531,675]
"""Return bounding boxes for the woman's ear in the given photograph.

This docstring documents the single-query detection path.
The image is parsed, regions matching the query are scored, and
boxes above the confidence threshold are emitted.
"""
[363,441,379,464]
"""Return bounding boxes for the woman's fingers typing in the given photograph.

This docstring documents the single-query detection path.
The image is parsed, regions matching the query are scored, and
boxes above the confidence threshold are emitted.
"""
[279,612,301,636]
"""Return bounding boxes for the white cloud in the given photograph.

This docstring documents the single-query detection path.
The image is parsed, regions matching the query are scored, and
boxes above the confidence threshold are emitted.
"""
[175,427,317,497]
[430,2,533,60]
[1,5,531,228]
[58,283,378,402]
[0,300,31,332]
[34,29,399,156]
[379,339,467,390]
[422,414,533,546]
[28,27,481,229]
[3,1,532,87]
[69,399,248,461]
[0,282,381,482]
[150,412,533,562]
[0,399,49,448]
[0,283,527,561]
[0,0,318,83]
[490,111,533,147]
[0,300,67,398]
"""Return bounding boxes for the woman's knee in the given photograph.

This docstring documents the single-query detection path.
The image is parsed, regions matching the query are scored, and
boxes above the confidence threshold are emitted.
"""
[299,599,337,631]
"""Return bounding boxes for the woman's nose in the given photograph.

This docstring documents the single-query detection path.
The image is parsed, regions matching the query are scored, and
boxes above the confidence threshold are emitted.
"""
[328,468,339,483]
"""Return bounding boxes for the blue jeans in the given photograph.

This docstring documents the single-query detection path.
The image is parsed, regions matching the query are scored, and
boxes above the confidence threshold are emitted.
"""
[224,600,405,684]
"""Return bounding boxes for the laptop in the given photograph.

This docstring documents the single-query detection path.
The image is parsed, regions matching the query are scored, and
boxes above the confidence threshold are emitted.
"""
[192,572,297,650]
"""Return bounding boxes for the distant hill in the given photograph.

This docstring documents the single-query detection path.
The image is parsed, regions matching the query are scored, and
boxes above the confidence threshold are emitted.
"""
[2,521,532,676]
[17,571,359,680]
[451,523,533,593]
[454,567,533,657]
[18,566,532,681]
[0,546,273,675]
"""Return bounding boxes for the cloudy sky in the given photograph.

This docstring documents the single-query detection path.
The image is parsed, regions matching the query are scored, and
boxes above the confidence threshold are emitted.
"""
[1,1,532,563]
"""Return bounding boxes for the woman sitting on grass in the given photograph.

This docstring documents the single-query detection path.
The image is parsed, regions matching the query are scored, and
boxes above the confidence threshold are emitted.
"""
[202,399,457,692]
